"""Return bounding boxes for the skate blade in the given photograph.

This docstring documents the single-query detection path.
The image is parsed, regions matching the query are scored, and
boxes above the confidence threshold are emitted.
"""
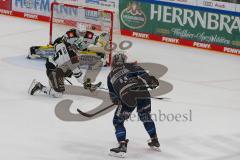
[149,146,161,152]
[89,82,102,92]
[28,79,37,95]
[109,151,126,158]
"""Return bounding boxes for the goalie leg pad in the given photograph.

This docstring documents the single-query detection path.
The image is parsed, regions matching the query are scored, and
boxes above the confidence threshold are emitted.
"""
[28,45,55,59]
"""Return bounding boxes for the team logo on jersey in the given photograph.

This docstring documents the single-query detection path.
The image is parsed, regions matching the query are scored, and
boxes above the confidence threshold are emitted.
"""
[121,1,147,29]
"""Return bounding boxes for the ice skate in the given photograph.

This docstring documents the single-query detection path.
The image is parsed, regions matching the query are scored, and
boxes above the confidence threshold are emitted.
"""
[109,139,129,158]
[148,136,161,152]
[28,79,44,95]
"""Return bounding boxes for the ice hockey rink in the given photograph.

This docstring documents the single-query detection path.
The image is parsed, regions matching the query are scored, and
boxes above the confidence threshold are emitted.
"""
[0,14,240,160]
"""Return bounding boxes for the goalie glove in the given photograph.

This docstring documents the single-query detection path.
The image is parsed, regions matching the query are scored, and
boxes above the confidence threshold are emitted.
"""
[111,97,120,105]
[83,78,92,90]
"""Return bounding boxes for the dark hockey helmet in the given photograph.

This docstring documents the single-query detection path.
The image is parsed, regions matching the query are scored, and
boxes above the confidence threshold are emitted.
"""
[112,51,127,66]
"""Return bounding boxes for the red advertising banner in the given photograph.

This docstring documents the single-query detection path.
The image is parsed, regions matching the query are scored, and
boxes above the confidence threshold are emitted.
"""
[121,30,240,56]
[0,0,12,10]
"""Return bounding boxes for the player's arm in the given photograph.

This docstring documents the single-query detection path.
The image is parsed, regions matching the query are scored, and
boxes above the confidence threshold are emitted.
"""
[126,64,147,78]
[107,76,119,105]
[127,64,159,89]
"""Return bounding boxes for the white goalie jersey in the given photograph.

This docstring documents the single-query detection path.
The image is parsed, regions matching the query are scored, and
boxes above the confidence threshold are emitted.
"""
[62,28,110,67]
[63,28,109,53]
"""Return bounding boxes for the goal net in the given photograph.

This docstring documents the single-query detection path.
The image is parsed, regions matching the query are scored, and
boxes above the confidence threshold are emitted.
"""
[49,2,114,65]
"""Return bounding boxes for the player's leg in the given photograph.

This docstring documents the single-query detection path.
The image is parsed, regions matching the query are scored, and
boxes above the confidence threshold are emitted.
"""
[28,79,62,98]
[46,67,65,97]
[137,98,160,149]
[110,103,134,157]
[113,107,126,142]
[29,67,65,98]
[42,59,64,97]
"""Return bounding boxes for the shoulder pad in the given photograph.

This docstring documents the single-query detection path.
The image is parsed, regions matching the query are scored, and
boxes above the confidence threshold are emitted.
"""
[85,31,94,39]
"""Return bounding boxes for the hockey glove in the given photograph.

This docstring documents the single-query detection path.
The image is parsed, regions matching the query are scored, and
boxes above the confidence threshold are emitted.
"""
[147,76,159,89]
[111,97,120,105]
[83,78,92,89]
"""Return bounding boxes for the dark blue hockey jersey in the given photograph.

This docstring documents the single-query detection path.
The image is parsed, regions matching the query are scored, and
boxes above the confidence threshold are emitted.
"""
[107,63,153,106]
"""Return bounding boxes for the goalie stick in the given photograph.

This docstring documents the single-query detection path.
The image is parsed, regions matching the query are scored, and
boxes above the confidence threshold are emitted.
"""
[77,103,115,118]
[64,78,102,92]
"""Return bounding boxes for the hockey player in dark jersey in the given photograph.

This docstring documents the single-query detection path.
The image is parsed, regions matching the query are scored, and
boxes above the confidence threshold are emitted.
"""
[108,52,160,157]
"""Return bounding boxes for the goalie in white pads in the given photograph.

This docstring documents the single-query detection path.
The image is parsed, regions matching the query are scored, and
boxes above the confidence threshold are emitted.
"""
[28,33,101,98]
[28,24,110,67]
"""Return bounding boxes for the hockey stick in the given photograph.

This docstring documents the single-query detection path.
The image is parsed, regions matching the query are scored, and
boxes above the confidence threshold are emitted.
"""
[99,87,109,91]
[151,97,171,101]
[66,78,169,101]
[65,77,102,92]
[64,78,73,85]
[99,87,170,101]
[77,96,169,118]
[77,103,115,118]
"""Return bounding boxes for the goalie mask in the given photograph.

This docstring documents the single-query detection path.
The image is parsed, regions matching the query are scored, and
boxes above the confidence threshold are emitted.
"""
[112,52,127,67]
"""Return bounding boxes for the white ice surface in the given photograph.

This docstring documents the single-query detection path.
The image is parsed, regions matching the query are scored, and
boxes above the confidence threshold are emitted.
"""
[0,15,240,160]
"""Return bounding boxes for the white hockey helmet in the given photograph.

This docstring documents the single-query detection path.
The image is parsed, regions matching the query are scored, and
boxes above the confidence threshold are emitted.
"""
[77,23,87,35]
[112,51,127,66]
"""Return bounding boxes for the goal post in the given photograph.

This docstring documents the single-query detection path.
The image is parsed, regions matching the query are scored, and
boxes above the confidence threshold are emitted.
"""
[49,2,114,65]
